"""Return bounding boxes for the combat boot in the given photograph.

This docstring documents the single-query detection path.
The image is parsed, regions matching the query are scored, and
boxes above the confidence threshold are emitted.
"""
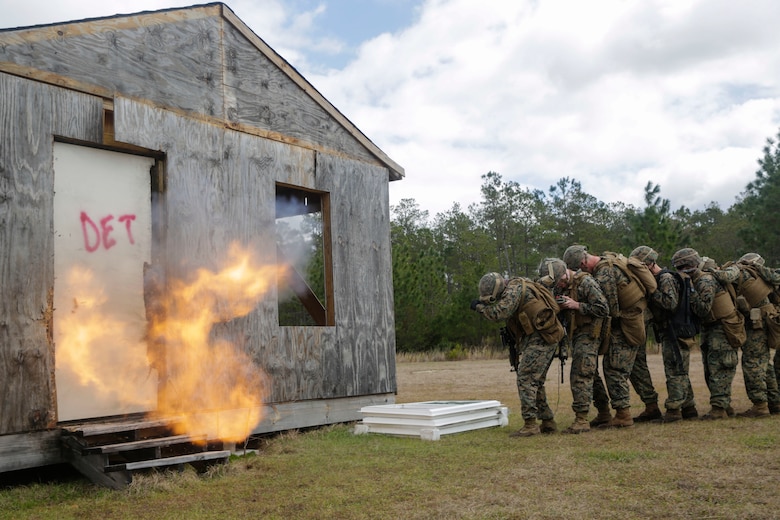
[599,407,634,429]
[633,402,662,423]
[590,406,612,428]
[662,408,682,423]
[540,419,557,434]
[769,402,780,415]
[612,407,635,428]
[737,402,770,418]
[681,405,699,419]
[563,412,590,434]
[700,406,728,420]
[510,418,540,437]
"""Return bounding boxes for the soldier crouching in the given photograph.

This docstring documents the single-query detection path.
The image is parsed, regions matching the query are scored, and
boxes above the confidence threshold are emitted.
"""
[471,272,565,437]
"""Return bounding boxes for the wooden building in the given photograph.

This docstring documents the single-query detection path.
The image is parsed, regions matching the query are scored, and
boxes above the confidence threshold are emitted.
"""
[0,2,401,482]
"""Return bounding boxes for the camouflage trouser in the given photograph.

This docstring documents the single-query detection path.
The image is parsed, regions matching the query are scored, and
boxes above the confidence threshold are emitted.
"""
[593,326,639,410]
[700,323,738,409]
[629,342,659,405]
[516,332,557,421]
[741,325,770,404]
[769,350,780,405]
[661,335,695,410]
[570,330,599,414]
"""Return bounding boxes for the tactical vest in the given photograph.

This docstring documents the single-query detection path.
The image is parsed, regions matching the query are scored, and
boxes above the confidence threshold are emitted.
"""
[735,264,774,308]
[595,254,648,310]
[512,279,565,345]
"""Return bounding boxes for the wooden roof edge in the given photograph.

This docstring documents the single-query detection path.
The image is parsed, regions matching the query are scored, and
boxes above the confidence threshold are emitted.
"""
[218,3,405,181]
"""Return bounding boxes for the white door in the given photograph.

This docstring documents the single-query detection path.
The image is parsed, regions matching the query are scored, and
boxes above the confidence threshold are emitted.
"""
[53,142,158,421]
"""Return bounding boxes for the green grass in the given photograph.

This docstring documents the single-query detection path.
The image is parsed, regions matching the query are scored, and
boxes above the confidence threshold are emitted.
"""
[1,355,779,519]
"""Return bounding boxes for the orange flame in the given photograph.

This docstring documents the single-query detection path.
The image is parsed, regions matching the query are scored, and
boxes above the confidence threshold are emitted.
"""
[57,266,155,410]
[58,242,283,443]
[147,242,284,443]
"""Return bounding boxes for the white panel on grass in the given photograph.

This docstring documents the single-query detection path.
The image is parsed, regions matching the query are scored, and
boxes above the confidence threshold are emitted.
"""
[355,400,509,440]
[53,142,157,421]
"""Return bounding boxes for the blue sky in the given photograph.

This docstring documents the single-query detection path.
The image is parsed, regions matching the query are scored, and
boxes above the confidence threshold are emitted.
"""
[3,0,780,219]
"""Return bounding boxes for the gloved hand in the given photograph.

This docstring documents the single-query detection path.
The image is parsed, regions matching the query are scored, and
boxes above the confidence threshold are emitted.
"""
[470,299,480,311]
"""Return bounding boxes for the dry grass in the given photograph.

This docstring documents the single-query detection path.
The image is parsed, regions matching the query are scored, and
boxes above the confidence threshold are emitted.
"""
[1,352,779,520]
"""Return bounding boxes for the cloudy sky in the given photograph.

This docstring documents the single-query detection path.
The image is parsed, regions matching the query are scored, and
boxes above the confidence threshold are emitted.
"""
[3,0,780,218]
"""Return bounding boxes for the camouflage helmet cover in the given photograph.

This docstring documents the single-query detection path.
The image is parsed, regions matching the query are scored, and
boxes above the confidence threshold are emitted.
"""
[630,245,658,265]
[738,252,765,266]
[478,272,506,303]
[538,258,567,288]
[672,248,701,271]
[563,245,588,270]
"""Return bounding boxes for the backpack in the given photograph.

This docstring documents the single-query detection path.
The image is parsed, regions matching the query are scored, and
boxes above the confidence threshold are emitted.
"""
[660,269,700,339]
[600,252,658,299]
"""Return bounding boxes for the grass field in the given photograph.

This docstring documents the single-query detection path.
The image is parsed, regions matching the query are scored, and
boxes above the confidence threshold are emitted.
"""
[1,352,779,519]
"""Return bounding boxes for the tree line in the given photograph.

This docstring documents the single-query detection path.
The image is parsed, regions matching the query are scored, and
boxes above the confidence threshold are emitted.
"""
[391,127,780,352]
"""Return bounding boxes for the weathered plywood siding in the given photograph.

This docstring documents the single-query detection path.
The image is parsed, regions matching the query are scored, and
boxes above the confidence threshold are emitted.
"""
[0,7,225,117]
[114,98,395,402]
[0,72,103,434]
[317,153,397,396]
[220,20,379,166]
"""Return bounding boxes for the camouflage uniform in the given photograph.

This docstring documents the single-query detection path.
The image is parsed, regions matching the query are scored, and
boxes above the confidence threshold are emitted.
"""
[559,272,610,414]
[651,270,696,412]
[590,258,645,411]
[476,278,558,423]
[628,308,659,408]
[690,267,739,412]
[715,261,780,410]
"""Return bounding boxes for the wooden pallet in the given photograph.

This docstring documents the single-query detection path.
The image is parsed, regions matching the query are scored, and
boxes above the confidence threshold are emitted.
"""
[60,416,231,489]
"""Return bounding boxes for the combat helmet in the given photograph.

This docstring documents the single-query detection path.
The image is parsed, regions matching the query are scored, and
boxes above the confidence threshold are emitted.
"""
[538,258,567,288]
[563,245,588,270]
[738,252,765,266]
[672,248,701,272]
[630,245,658,265]
[478,272,505,303]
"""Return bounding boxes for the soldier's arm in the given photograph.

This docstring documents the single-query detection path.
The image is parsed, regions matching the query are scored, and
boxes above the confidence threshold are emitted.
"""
[651,272,679,312]
[578,276,610,318]
[691,275,715,318]
[479,282,523,322]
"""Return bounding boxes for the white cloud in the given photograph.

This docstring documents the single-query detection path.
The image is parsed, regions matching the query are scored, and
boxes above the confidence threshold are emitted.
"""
[308,0,780,216]
[3,0,780,218]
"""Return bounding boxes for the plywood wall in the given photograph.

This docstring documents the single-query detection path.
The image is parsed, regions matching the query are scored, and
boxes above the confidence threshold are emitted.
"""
[0,72,103,434]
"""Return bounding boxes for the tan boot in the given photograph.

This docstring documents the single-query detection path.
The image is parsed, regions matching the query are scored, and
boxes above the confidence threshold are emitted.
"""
[662,408,682,423]
[701,406,728,420]
[737,402,770,418]
[726,405,736,417]
[590,406,612,428]
[540,419,557,434]
[633,402,662,423]
[510,418,540,437]
[563,412,591,434]
[613,407,634,428]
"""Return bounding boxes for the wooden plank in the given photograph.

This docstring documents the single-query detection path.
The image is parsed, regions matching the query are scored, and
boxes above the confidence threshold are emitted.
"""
[105,450,231,472]
[67,433,207,455]
[59,415,184,436]
[0,431,64,472]
[63,451,131,490]
[0,72,103,435]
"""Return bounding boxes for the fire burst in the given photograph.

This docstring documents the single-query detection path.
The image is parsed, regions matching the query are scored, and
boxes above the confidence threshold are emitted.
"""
[147,242,285,443]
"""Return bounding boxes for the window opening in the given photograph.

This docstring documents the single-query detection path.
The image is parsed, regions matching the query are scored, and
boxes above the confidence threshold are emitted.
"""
[275,185,333,326]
